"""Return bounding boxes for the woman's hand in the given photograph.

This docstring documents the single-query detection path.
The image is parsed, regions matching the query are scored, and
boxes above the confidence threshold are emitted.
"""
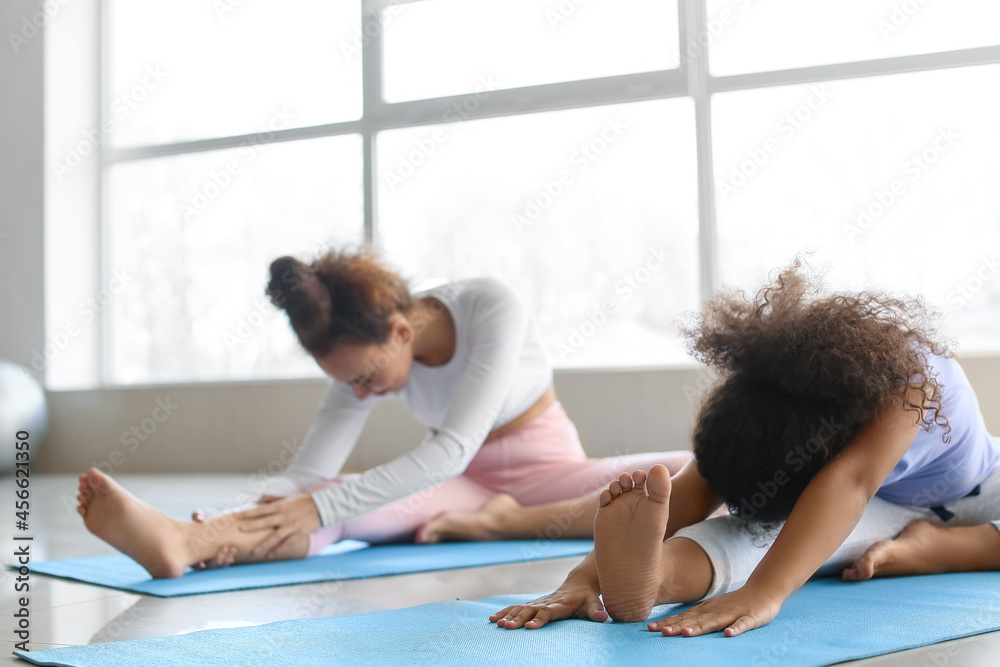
[192,495,283,523]
[648,584,783,637]
[192,546,238,570]
[489,583,608,629]
[237,494,321,558]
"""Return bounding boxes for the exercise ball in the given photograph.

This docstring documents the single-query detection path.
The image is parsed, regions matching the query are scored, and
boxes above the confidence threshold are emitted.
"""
[0,360,48,473]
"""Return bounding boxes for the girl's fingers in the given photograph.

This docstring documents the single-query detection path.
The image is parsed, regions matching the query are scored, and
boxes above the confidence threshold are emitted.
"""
[523,609,551,629]
[495,606,522,627]
[724,615,756,637]
[489,606,514,622]
[506,607,538,629]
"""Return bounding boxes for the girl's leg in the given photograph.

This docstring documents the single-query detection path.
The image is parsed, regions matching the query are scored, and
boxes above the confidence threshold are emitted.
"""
[302,473,496,555]
[592,466,715,622]
[843,521,1000,580]
[844,464,1000,580]
[670,493,936,601]
[77,469,313,579]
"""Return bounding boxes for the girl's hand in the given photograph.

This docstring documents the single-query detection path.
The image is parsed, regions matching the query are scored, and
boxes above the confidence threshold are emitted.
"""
[237,495,321,558]
[490,583,608,629]
[648,584,783,637]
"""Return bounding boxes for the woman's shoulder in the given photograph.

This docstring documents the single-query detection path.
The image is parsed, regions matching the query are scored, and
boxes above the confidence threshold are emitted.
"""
[421,277,524,310]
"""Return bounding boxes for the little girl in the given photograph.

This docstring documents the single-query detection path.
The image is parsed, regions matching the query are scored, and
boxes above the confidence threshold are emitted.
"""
[490,263,1000,636]
[76,247,689,576]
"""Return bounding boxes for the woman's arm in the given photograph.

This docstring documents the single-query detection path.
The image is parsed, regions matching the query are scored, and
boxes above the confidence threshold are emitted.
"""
[659,394,924,637]
[257,381,374,497]
[303,281,531,528]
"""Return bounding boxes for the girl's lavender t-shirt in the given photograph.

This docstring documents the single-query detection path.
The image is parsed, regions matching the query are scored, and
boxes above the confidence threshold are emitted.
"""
[877,354,1000,507]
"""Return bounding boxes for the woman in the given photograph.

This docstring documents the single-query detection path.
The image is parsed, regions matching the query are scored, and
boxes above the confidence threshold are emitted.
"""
[77,247,689,577]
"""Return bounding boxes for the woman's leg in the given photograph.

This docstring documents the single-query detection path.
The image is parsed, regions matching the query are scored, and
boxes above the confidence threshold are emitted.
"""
[301,473,496,554]
[77,469,312,579]
[418,401,692,542]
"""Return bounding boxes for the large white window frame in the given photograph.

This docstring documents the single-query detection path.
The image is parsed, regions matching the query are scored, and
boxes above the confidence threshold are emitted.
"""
[97,0,1000,385]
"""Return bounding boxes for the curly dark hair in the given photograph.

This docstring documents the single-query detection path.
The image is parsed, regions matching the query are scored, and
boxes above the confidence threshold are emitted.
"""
[267,247,413,357]
[683,261,949,524]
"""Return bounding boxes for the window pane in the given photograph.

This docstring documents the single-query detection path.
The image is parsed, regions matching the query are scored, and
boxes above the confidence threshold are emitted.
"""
[712,65,1000,352]
[109,0,362,147]
[707,0,1000,76]
[382,0,679,102]
[378,100,698,367]
[109,137,363,384]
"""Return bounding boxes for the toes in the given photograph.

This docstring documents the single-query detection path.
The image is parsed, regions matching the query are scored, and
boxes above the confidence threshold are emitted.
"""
[631,469,647,489]
[645,465,672,503]
[598,489,613,507]
[608,480,623,498]
[589,609,608,623]
[86,469,106,489]
[618,472,634,492]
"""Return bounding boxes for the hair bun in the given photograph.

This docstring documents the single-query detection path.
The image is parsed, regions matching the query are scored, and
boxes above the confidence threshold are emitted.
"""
[267,256,331,346]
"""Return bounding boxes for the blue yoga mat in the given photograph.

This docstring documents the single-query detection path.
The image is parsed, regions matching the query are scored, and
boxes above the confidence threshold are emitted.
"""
[14,572,1000,666]
[26,539,593,597]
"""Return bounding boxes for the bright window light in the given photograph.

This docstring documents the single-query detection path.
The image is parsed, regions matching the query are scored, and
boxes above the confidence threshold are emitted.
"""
[378,99,699,367]
[108,0,362,147]
[382,0,679,102]
[85,1,1000,386]
[713,64,1000,352]
[707,0,1000,76]
[108,136,363,384]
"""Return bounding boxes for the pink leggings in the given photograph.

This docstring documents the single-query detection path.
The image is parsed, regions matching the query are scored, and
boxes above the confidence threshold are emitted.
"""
[306,401,691,555]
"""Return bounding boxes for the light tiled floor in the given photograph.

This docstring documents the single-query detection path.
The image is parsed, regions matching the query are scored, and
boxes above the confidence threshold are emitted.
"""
[2,475,998,666]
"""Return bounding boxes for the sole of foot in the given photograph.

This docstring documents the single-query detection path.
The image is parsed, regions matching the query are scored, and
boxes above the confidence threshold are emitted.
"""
[594,465,672,623]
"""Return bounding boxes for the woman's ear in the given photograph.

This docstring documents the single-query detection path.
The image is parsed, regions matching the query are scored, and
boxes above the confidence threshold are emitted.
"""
[393,314,414,345]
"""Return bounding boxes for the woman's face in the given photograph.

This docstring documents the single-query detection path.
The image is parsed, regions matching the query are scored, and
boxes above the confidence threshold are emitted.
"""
[315,322,414,400]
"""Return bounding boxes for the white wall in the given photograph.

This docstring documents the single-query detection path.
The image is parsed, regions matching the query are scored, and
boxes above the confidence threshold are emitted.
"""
[0,1,46,369]
[36,357,1000,475]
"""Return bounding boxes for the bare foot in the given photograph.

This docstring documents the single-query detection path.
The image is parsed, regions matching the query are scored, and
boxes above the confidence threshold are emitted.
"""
[594,465,672,623]
[77,468,195,579]
[416,494,519,544]
[842,520,943,582]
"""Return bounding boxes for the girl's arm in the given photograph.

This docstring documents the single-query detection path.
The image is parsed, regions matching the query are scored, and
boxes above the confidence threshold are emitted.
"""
[659,393,924,637]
